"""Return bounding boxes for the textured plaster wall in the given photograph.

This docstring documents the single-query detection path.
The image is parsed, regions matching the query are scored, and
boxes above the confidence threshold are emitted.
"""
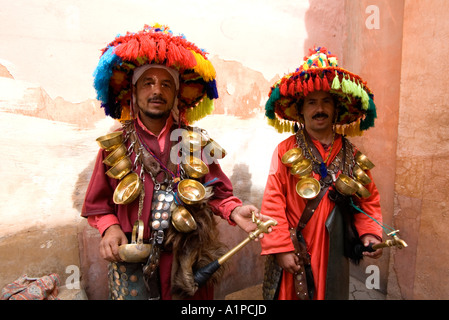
[393,0,449,300]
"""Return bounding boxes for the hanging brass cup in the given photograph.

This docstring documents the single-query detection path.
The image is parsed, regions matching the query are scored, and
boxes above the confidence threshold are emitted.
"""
[281,148,304,167]
[355,151,375,170]
[207,138,227,159]
[96,132,124,151]
[353,165,372,185]
[118,220,152,263]
[182,156,209,179]
[335,174,359,196]
[290,158,313,178]
[181,129,207,153]
[106,156,132,179]
[296,177,321,199]
[103,143,128,167]
[113,173,143,205]
[354,180,371,199]
[171,206,197,233]
[177,179,206,205]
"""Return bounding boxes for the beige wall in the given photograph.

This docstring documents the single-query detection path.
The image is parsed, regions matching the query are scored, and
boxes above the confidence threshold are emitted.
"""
[393,0,449,299]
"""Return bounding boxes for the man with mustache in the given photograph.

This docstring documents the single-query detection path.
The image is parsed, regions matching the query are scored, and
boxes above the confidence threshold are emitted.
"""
[260,47,383,300]
[82,25,267,300]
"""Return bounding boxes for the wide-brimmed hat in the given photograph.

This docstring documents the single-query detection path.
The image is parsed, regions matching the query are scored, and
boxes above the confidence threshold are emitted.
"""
[265,47,377,136]
[93,24,218,124]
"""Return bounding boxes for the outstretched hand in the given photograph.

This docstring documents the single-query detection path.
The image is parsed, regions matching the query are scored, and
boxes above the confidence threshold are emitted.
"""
[230,205,274,240]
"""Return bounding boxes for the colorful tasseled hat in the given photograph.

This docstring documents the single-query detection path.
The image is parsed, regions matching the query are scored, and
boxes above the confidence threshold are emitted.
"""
[93,24,218,124]
[265,47,377,136]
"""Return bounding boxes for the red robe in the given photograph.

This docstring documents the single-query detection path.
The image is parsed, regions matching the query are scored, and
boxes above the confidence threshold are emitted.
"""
[82,116,241,300]
[260,134,382,300]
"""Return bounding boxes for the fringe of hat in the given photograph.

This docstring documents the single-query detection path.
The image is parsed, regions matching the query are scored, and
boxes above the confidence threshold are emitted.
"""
[93,24,219,124]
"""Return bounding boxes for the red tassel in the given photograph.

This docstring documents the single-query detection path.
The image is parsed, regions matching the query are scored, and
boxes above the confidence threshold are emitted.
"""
[139,35,156,62]
[296,79,303,93]
[157,39,167,62]
[280,81,288,96]
[303,80,309,96]
[314,76,321,91]
[288,81,296,96]
[167,42,182,67]
[115,38,140,61]
[322,75,330,91]
[308,77,314,92]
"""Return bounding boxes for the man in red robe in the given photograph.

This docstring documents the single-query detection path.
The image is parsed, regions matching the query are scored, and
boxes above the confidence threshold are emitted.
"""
[82,24,265,300]
[260,47,383,300]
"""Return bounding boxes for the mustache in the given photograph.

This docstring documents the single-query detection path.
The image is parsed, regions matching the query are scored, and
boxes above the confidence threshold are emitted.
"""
[312,112,329,119]
[148,95,167,103]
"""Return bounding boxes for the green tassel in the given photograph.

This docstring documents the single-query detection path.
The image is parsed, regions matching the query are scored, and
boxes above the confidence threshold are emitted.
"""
[360,96,377,130]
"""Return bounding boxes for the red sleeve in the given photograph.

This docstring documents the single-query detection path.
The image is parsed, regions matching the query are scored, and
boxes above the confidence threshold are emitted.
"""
[260,144,296,255]
[352,170,383,240]
[81,149,117,217]
[87,214,120,236]
[203,161,242,225]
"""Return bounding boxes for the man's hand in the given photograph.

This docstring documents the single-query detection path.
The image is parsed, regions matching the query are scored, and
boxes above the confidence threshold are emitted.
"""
[230,205,273,240]
[100,224,128,262]
[275,252,300,274]
[360,234,383,259]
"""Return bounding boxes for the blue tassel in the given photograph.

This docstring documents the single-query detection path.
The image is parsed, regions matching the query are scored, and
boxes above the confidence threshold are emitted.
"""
[320,162,327,178]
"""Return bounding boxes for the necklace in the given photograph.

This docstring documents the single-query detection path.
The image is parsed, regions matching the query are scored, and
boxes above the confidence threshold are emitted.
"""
[300,129,336,178]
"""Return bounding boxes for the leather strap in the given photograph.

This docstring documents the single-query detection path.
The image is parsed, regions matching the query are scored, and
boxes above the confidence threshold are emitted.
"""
[297,186,328,231]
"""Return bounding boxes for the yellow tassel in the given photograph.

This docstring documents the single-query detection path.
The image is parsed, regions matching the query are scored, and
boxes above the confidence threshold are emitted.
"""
[332,71,341,90]
[185,97,214,124]
[190,50,216,82]
[119,105,132,121]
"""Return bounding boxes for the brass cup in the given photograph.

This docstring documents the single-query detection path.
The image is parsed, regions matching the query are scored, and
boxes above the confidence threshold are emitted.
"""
[181,129,207,153]
[355,151,375,170]
[353,165,372,185]
[207,139,227,159]
[113,173,143,205]
[118,220,152,263]
[281,148,304,167]
[103,143,128,167]
[354,180,372,199]
[171,206,197,233]
[296,177,321,199]
[96,132,124,151]
[177,179,206,205]
[182,156,209,179]
[335,174,359,196]
[290,158,313,178]
[106,156,132,180]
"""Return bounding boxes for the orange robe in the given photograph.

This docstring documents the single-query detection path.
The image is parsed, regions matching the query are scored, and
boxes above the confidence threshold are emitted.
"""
[260,134,383,300]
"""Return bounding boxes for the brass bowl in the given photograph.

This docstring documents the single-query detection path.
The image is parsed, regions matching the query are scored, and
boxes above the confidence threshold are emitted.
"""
[96,132,123,151]
[335,174,359,196]
[296,177,321,199]
[113,172,143,205]
[353,165,372,185]
[171,206,197,233]
[118,220,152,263]
[355,151,375,170]
[207,139,227,159]
[106,156,132,180]
[182,156,209,179]
[177,179,206,205]
[281,148,304,167]
[181,129,207,153]
[103,143,128,167]
[290,158,312,178]
[354,180,371,199]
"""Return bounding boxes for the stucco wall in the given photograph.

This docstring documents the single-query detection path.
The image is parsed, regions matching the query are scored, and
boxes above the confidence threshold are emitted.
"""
[392,0,449,300]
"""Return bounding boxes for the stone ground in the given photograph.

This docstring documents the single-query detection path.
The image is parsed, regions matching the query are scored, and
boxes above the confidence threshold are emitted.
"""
[224,276,386,300]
